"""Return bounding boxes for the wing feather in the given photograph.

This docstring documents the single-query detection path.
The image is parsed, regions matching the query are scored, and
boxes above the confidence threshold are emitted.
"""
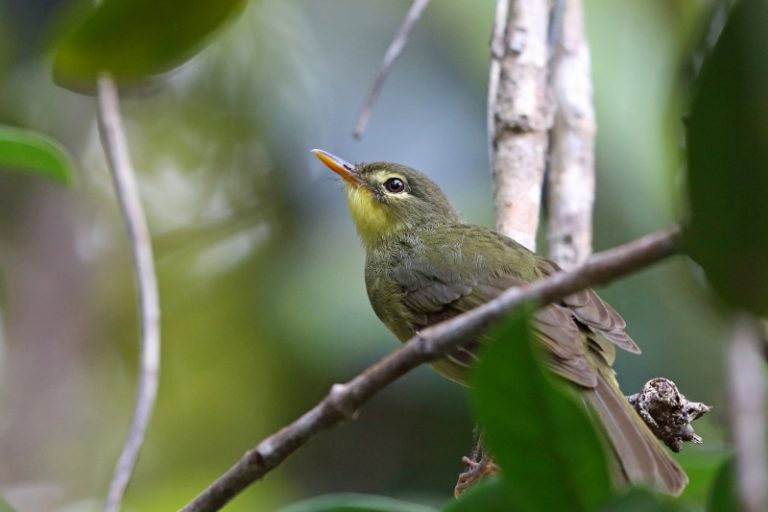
[383,227,639,389]
[537,260,641,354]
[398,261,600,388]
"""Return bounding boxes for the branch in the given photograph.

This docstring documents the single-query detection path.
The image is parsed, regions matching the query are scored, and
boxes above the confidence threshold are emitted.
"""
[547,0,595,270]
[728,316,768,512]
[487,0,510,162]
[180,225,682,512]
[489,0,554,250]
[352,0,431,139]
[96,74,161,512]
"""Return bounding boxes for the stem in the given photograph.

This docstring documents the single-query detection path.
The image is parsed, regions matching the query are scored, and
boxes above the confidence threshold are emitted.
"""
[96,74,161,512]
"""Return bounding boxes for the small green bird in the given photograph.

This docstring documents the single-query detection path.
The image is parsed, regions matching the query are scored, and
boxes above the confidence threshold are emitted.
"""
[312,149,687,495]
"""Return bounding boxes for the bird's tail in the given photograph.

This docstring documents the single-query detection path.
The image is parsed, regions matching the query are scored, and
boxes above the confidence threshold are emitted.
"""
[584,371,688,495]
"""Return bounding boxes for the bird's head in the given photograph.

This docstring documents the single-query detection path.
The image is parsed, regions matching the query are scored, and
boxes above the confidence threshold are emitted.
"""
[313,149,459,248]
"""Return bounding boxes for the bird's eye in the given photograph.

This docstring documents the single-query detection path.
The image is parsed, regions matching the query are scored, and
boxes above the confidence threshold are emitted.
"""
[384,177,406,193]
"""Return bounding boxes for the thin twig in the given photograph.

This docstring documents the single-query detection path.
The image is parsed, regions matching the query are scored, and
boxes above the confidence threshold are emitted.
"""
[489,0,554,250]
[547,0,595,270]
[180,225,682,512]
[728,316,767,512]
[352,0,431,139]
[97,74,161,512]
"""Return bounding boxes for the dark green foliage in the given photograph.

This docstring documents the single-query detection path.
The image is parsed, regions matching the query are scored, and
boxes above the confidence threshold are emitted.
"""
[274,493,437,512]
[0,126,74,185]
[685,0,768,315]
[469,311,613,512]
[599,488,686,512]
[53,0,247,90]
[707,458,740,512]
[444,479,515,512]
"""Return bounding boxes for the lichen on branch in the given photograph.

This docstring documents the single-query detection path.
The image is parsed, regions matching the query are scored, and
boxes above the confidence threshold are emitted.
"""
[627,378,711,452]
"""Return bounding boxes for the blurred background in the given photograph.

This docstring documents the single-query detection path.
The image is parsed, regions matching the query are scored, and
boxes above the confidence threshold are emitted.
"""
[0,0,730,510]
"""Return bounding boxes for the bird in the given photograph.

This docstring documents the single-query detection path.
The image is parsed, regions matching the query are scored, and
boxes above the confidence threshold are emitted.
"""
[311,148,687,495]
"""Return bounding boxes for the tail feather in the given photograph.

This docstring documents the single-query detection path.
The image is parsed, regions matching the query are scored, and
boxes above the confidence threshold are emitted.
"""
[584,372,688,495]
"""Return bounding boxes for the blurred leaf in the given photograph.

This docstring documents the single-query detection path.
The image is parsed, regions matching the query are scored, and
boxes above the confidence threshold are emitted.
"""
[53,0,247,90]
[599,488,685,512]
[469,312,612,512]
[0,126,74,185]
[275,494,437,512]
[676,449,729,504]
[443,479,515,511]
[0,496,17,512]
[685,0,768,315]
[707,457,740,512]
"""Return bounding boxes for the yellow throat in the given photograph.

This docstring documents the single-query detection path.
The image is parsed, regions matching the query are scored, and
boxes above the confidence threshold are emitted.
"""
[345,184,406,248]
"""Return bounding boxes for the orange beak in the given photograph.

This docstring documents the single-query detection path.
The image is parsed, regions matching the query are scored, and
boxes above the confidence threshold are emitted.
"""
[311,149,364,187]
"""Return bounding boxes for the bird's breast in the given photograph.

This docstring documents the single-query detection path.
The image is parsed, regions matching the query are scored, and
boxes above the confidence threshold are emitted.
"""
[364,251,419,342]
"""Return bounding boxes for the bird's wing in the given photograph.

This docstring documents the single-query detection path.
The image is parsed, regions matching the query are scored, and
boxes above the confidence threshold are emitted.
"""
[454,274,600,388]
[393,245,600,388]
[389,230,684,494]
[535,259,641,354]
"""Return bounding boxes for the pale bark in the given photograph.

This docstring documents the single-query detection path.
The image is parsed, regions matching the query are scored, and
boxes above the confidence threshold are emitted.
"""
[97,75,161,512]
[728,317,768,512]
[489,0,554,251]
[547,0,595,270]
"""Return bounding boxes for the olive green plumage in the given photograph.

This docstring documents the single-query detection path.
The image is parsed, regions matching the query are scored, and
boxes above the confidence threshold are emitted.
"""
[313,149,687,495]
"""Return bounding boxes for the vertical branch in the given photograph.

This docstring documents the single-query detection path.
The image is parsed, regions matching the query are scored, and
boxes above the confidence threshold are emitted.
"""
[97,75,161,512]
[489,0,555,251]
[547,0,595,269]
[544,0,709,454]
[728,316,768,512]
[457,0,557,494]
[487,0,510,162]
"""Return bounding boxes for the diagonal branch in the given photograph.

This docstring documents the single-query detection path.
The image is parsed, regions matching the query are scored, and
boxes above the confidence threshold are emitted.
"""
[179,225,682,512]
[352,0,431,139]
[97,74,161,512]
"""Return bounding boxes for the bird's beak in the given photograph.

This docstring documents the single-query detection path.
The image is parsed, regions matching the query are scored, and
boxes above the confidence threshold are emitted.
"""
[312,149,365,188]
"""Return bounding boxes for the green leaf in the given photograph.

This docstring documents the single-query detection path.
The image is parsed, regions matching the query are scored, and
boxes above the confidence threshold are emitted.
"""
[0,495,18,512]
[707,457,740,512]
[53,0,247,90]
[444,479,515,512]
[685,0,768,315]
[0,126,75,185]
[469,311,612,512]
[676,450,729,503]
[599,488,685,512]
[274,493,438,512]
